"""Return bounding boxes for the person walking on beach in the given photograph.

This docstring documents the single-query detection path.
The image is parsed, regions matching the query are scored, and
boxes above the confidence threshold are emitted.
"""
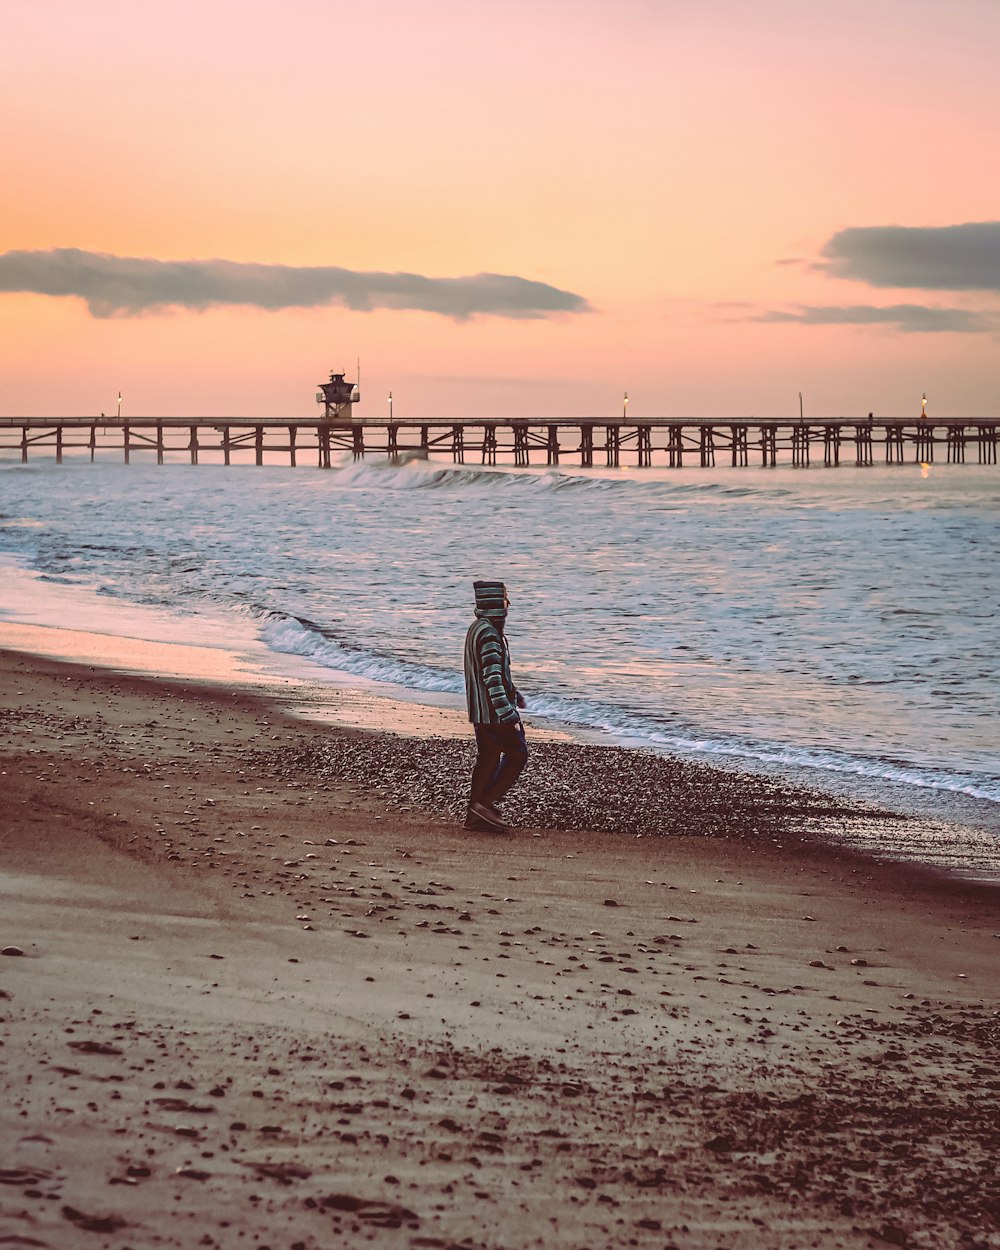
[463,579,527,832]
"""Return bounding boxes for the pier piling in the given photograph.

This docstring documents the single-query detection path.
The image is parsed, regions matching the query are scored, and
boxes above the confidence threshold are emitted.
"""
[580,425,594,468]
[915,424,935,463]
[547,425,560,466]
[606,425,620,468]
[851,424,870,467]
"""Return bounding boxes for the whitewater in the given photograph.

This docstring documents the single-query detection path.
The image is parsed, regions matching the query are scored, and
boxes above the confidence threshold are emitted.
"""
[1,453,998,850]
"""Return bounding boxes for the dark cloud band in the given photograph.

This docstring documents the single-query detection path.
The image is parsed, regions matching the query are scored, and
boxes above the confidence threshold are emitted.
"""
[821,222,1000,292]
[752,304,997,333]
[0,248,590,320]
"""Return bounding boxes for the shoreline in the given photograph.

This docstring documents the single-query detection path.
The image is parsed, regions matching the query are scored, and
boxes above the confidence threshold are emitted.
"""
[1,645,999,1249]
[3,607,998,881]
[3,541,998,845]
[3,640,997,902]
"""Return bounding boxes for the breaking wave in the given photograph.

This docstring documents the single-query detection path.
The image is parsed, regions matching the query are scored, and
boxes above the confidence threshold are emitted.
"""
[259,612,461,693]
[314,456,991,512]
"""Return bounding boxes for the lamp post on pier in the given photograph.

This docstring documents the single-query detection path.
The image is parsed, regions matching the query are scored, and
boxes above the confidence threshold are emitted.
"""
[388,391,393,420]
[798,391,803,423]
[117,392,123,421]
[622,391,629,421]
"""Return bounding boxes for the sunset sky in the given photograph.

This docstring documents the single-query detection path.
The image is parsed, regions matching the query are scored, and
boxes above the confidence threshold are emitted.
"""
[3,0,999,419]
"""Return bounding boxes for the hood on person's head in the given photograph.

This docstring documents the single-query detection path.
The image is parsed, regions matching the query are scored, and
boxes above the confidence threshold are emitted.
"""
[473,579,507,622]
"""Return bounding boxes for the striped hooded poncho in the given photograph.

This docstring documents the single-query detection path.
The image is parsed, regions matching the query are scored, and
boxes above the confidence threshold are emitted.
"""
[463,580,520,725]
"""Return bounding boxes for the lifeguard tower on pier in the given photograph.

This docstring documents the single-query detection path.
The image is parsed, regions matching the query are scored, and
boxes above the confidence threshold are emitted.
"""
[316,371,360,420]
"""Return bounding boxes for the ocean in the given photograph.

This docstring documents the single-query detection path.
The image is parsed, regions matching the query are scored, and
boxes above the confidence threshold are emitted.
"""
[2,452,998,869]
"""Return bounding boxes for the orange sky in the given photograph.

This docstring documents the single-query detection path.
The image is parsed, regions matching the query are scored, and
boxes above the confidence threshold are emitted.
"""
[3,0,999,418]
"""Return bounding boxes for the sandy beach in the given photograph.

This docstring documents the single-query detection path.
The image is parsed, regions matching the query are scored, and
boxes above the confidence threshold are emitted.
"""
[1,646,998,1250]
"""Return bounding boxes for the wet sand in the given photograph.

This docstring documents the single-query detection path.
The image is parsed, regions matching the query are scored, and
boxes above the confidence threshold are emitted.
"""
[1,647,998,1250]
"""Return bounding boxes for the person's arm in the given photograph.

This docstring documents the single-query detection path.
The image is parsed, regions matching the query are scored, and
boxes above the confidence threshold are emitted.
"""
[478,632,520,724]
[503,636,527,710]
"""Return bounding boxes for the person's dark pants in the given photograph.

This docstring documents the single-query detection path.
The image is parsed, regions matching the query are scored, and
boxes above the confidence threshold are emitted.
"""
[469,721,528,809]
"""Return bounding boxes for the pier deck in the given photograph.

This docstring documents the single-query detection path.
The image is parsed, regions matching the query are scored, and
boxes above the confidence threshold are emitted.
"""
[1,416,996,468]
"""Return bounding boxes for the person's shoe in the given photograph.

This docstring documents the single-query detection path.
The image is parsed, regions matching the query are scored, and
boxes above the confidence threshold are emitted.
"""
[468,801,508,832]
[481,801,513,829]
[463,813,493,832]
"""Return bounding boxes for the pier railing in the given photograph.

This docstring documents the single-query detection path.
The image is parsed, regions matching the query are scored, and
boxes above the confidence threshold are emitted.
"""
[0,416,996,468]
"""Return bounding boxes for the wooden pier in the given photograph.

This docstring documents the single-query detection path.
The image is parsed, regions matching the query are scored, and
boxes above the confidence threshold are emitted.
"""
[1,416,997,469]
